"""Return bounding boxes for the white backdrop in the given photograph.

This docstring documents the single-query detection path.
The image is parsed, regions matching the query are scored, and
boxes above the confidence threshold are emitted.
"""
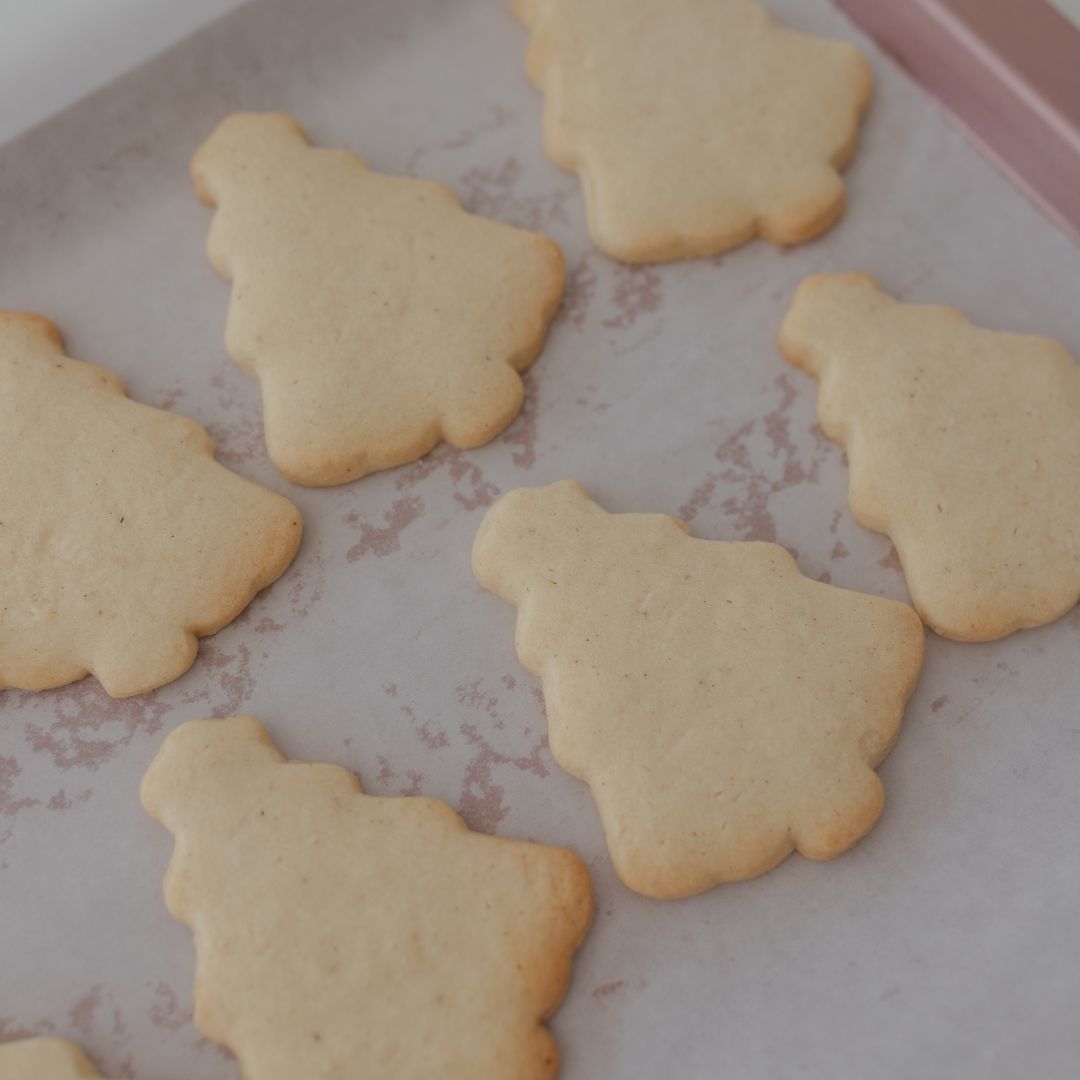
[0,0,243,143]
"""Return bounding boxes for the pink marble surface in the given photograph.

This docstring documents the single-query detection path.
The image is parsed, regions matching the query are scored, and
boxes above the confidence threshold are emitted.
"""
[1,1,1078,1077]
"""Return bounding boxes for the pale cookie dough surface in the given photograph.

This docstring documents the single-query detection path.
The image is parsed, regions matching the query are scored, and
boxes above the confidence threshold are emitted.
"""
[779,273,1080,642]
[192,112,565,486]
[0,313,302,698]
[472,481,924,899]
[140,716,593,1080]
[511,0,871,263]
[0,1038,106,1079]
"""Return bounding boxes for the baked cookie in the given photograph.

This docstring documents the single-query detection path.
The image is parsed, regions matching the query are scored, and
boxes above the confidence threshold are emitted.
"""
[472,481,923,899]
[141,716,593,1080]
[192,113,565,486]
[779,273,1080,641]
[511,0,872,262]
[0,1038,106,1079]
[0,313,302,698]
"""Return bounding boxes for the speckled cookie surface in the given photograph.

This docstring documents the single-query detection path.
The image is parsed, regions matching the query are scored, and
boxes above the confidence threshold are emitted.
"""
[472,481,924,898]
[779,273,1080,641]
[141,716,593,1080]
[192,112,565,486]
[0,1038,106,1079]
[511,0,871,262]
[0,313,302,699]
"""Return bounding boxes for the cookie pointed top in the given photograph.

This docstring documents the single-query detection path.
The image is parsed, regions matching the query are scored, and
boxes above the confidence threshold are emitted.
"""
[192,112,311,205]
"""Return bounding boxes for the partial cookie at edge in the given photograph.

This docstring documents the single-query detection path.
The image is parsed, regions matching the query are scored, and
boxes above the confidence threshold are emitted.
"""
[511,0,872,262]
[0,312,302,697]
[140,716,593,1080]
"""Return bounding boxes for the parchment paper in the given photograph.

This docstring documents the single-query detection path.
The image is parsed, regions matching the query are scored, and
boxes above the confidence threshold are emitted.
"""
[1,2,1078,1077]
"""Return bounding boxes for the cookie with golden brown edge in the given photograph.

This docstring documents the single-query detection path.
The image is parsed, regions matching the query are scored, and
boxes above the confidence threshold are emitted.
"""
[193,112,565,486]
[0,1038,109,1079]
[472,480,924,899]
[511,0,872,262]
[779,272,1080,641]
[0,313,301,698]
[141,716,593,1080]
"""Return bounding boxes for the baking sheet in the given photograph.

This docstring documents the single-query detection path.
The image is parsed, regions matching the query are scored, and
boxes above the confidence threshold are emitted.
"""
[1,1,1078,1077]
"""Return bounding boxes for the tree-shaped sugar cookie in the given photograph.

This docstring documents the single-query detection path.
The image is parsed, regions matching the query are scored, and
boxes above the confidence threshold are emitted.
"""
[511,0,872,262]
[472,481,924,899]
[192,113,565,486]
[0,313,302,698]
[141,716,593,1080]
[0,1038,108,1079]
[780,273,1080,641]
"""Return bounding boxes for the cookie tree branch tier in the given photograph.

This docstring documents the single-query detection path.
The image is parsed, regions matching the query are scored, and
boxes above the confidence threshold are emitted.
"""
[0,313,302,699]
[192,112,565,487]
[780,273,1080,641]
[472,481,924,899]
[141,717,593,1080]
[511,0,872,262]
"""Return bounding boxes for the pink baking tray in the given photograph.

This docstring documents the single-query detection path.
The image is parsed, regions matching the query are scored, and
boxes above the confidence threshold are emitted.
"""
[836,0,1080,240]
